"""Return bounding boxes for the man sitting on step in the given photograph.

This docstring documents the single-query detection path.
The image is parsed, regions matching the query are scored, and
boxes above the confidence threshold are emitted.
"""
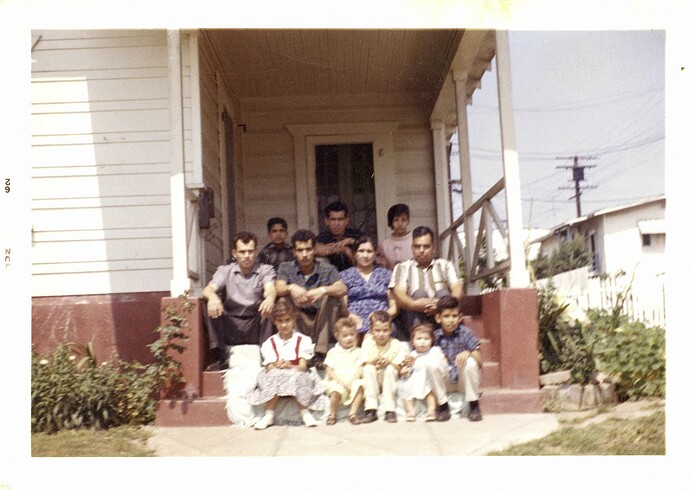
[203,231,277,370]
[275,229,348,369]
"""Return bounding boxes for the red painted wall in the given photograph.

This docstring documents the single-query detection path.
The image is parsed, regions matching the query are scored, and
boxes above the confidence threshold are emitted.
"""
[32,292,168,364]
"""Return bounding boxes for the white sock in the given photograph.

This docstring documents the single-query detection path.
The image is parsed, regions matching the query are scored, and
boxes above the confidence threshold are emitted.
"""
[255,409,275,430]
[301,409,317,427]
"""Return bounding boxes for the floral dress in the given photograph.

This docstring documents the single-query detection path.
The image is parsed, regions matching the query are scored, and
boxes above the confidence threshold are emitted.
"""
[340,266,392,333]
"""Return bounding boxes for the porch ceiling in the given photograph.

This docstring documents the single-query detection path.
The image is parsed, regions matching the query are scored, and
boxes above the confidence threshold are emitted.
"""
[204,29,465,110]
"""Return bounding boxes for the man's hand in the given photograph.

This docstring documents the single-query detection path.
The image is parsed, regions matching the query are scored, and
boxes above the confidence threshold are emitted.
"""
[258,296,275,318]
[289,284,310,307]
[411,297,436,314]
[207,295,224,318]
[305,286,327,305]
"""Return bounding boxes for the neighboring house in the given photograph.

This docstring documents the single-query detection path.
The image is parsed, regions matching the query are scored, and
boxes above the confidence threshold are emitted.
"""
[532,196,666,278]
[31,29,541,416]
[532,196,666,326]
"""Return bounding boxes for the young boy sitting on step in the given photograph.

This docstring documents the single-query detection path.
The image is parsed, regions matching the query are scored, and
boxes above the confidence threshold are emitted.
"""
[358,310,408,423]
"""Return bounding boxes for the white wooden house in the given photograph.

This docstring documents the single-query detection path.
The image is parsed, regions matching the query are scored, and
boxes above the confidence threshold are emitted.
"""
[31,29,541,419]
[532,196,666,278]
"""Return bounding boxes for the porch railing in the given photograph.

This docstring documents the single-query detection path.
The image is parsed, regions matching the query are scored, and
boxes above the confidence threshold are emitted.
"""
[439,177,511,285]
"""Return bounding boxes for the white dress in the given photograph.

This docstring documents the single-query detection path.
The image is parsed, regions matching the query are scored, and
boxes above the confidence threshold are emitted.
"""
[397,346,447,400]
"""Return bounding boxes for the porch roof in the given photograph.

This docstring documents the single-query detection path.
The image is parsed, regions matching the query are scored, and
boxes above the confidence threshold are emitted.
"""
[204,29,494,117]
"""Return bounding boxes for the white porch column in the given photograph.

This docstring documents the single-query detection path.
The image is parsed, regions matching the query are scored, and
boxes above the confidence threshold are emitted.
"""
[168,29,191,295]
[495,30,530,287]
[430,119,452,259]
[452,69,480,294]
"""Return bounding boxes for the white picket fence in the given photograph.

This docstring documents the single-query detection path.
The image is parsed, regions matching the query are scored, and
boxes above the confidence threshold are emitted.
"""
[534,267,666,327]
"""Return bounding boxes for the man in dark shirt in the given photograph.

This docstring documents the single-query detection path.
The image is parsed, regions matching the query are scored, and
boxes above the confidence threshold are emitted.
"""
[276,229,348,368]
[314,200,363,271]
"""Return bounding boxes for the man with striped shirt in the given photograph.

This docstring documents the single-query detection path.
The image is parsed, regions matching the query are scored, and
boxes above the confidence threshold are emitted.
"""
[389,226,463,341]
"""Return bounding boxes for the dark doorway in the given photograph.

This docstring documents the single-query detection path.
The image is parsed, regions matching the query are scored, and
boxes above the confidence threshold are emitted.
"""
[315,143,377,242]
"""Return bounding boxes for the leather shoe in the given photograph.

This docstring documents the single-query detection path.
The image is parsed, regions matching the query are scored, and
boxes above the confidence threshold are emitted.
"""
[436,402,450,422]
[384,411,397,423]
[312,353,326,370]
[468,404,483,422]
[358,409,378,424]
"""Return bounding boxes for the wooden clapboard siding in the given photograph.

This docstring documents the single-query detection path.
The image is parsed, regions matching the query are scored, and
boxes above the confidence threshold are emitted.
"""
[31,29,174,297]
[239,93,437,242]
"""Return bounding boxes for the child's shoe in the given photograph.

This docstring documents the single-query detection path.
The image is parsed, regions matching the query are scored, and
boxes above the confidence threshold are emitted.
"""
[301,410,318,427]
[254,412,274,430]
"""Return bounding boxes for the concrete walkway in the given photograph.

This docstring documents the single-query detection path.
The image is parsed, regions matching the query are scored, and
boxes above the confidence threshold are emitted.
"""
[144,399,664,457]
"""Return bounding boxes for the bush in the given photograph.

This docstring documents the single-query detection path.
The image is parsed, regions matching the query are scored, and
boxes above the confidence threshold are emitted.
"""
[586,309,665,400]
[31,344,159,433]
[31,295,192,433]
[537,284,596,383]
[532,234,592,280]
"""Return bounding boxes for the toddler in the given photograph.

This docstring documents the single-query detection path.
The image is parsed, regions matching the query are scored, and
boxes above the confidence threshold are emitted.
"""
[358,310,408,423]
[398,323,449,422]
[243,298,325,429]
[322,317,365,425]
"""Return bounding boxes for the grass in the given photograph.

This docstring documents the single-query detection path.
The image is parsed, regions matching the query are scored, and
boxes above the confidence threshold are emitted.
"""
[487,409,665,456]
[31,426,155,457]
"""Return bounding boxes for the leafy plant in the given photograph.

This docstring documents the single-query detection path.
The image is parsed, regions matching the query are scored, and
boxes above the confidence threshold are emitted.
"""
[31,294,193,433]
[586,309,665,400]
[146,294,193,397]
[532,234,592,280]
[537,284,595,383]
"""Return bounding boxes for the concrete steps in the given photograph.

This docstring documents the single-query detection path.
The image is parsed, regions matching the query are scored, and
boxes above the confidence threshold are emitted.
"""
[154,290,543,426]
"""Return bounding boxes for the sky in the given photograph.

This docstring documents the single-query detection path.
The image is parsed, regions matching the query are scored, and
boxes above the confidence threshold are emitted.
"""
[450,30,666,231]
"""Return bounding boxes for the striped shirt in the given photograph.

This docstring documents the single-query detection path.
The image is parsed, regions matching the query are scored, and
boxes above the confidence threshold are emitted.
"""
[388,258,459,297]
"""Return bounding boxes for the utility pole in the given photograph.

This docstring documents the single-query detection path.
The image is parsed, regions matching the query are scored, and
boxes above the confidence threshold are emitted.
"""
[557,155,597,217]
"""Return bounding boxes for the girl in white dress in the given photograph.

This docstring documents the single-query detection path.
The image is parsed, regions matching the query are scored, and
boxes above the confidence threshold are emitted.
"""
[323,317,365,425]
[243,298,326,430]
[398,323,448,421]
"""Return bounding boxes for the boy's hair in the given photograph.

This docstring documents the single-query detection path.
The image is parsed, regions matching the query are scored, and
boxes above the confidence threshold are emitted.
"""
[333,317,357,336]
[324,200,349,217]
[369,310,392,326]
[266,217,287,231]
[436,295,460,313]
[412,225,435,243]
[353,235,375,252]
[410,323,436,342]
[271,297,296,318]
[291,229,316,247]
[233,231,258,250]
[387,203,410,228]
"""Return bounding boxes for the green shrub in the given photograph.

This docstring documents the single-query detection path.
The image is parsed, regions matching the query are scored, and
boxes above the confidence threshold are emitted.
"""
[532,234,592,280]
[537,284,596,383]
[31,344,158,433]
[31,295,192,433]
[586,309,665,400]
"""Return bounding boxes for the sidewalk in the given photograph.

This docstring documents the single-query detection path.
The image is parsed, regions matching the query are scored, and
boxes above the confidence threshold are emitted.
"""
[144,399,664,457]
